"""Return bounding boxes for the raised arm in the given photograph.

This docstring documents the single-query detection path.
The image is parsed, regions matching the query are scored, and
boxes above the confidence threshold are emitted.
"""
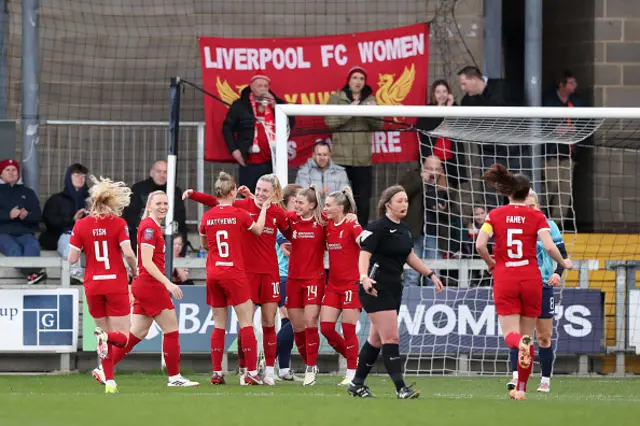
[184,190,219,208]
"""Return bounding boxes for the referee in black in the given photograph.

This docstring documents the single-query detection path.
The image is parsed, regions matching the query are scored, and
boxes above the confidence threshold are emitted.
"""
[348,185,444,399]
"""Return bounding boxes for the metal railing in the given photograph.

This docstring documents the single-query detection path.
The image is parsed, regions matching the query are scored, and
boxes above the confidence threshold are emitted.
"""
[1,257,637,375]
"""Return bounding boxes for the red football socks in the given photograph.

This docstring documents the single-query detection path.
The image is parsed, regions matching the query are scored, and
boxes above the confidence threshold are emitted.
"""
[342,323,359,370]
[516,345,535,392]
[111,332,142,366]
[294,331,308,364]
[106,331,128,348]
[320,321,347,358]
[305,327,320,366]
[262,326,277,367]
[210,328,225,372]
[162,331,181,377]
[102,343,115,381]
[237,332,246,369]
[239,326,258,371]
[505,332,522,350]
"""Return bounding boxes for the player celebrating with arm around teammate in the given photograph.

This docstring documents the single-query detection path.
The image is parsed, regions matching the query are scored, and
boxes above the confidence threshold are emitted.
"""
[506,190,569,393]
[108,191,199,387]
[68,176,138,394]
[322,187,363,386]
[183,174,289,385]
[202,172,270,386]
[476,165,572,401]
[282,185,327,386]
[348,185,444,399]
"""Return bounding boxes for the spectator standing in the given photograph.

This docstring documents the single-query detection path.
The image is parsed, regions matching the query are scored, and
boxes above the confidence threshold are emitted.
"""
[223,73,295,191]
[0,159,46,284]
[123,160,187,253]
[400,156,453,287]
[40,163,89,282]
[325,66,382,227]
[295,140,350,204]
[542,70,583,224]
[417,80,467,187]
[457,66,527,208]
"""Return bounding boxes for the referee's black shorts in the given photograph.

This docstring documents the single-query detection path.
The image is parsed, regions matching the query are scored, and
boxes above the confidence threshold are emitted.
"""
[359,284,403,314]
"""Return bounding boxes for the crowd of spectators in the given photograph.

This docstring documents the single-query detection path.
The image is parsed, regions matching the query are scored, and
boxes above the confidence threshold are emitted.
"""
[0,66,581,288]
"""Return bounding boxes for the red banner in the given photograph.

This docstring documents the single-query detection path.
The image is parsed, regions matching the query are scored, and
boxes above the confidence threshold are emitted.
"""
[198,23,428,166]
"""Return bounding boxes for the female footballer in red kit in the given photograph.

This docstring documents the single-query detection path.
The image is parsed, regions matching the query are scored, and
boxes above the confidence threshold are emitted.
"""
[321,186,363,386]
[108,191,199,387]
[68,176,138,393]
[476,164,572,401]
[201,172,270,385]
[184,173,289,385]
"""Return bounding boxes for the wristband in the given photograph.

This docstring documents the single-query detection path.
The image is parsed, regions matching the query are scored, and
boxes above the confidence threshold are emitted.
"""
[427,271,435,279]
[359,274,367,283]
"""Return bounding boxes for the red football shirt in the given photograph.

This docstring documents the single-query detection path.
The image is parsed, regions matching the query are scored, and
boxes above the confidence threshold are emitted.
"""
[483,203,550,280]
[234,198,288,275]
[200,204,255,280]
[135,217,166,288]
[326,218,363,288]
[69,215,130,296]
[286,211,326,280]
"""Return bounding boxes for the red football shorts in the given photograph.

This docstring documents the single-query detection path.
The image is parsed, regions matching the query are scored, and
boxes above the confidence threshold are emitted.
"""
[286,278,325,309]
[206,277,251,308]
[85,292,130,318]
[322,283,361,310]
[246,272,281,305]
[132,282,175,317]
[493,277,542,318]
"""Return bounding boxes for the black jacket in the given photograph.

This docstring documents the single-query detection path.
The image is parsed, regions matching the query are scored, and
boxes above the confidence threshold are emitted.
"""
[122,178,187,252]
[40,192,82,250]
[542,89,585,157]
[0,183,41,236]
[222,87,295,161]
[461,78,522,157]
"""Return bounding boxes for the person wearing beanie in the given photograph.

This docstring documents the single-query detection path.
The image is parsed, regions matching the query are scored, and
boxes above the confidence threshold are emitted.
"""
[324,66,382,227]
[222,72,295,193]
[0,159,47,285]
[40,163,90,282]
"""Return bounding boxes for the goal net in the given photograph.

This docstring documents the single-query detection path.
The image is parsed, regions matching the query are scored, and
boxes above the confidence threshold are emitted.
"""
[277,104,640,376]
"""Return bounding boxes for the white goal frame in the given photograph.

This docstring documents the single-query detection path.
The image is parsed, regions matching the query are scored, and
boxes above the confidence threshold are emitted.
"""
[273,104,639,187]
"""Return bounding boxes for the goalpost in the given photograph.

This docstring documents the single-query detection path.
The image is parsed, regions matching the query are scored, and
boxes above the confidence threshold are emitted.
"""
[274,104,638,376]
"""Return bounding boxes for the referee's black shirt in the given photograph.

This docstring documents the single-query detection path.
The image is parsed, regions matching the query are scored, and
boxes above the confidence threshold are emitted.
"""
[360,215,414,289]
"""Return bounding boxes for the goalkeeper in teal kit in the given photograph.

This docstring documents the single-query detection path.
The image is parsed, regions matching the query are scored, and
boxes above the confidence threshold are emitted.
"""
[507,190,568,393]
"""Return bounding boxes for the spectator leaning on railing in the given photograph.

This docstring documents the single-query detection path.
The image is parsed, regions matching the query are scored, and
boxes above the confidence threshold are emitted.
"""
[325,66,383,227]
[40,163,89,282]
[0,159,47,285]
[295,140,350,204]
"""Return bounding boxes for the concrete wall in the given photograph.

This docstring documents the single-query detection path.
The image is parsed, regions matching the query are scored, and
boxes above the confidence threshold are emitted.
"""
[4,0,483,222]
[543,0,640,232]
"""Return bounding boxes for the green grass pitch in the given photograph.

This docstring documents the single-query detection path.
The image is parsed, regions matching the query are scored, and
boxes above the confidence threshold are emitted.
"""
[1,374,639,426]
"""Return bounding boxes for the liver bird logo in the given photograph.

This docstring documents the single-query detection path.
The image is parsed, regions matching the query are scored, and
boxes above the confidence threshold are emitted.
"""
[375,64,416,122]
[216,77,248,107]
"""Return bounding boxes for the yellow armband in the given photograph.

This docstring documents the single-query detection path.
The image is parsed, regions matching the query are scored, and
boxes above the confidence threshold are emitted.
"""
[480,222,494,235]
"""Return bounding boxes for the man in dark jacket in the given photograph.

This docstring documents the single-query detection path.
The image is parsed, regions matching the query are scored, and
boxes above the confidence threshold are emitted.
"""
[457,66,526,208]
[222,73,294,190]
[123,160,187,253]
[0,159,46,284]
[40,163,89,281]
[541,70,583,223]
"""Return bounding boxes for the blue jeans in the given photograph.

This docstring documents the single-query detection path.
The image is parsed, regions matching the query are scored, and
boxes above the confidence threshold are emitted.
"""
[403,235,441,287]
[57,233,83,276]
[0,233,41,275]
